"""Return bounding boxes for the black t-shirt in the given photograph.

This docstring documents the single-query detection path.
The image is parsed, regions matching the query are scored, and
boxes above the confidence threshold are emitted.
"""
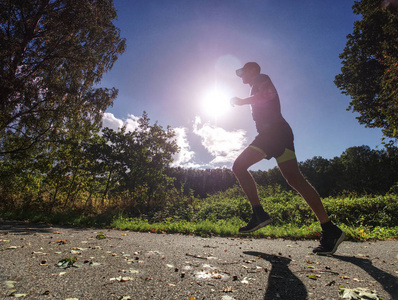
[250,74,287,132]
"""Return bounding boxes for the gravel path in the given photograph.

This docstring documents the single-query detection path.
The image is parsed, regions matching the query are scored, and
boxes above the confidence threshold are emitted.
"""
[0,220,397,300]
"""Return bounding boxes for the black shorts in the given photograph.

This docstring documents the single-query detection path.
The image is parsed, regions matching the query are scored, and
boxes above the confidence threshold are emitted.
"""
[249,122,295,163]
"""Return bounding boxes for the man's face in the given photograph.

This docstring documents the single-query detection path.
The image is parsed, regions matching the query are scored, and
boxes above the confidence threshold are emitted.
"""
[241,68,257,85]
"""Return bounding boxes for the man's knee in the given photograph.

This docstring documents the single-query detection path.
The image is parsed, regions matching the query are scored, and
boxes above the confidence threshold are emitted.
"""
[232,159,247,176]
[283,171,306,189]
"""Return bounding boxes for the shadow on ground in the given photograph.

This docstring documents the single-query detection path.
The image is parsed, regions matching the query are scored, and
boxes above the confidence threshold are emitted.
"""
[0,220,85,235]
[333,255,398,300]
[244,251,308,300]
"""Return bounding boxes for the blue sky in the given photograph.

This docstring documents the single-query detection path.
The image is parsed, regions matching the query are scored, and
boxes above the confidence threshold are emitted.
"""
[99,0,384,170]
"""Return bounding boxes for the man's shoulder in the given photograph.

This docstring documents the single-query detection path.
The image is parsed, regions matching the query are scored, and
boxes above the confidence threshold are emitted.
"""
[254,74,270,84]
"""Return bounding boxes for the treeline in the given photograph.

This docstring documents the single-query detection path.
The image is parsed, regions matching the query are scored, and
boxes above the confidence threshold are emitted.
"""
[167,145,398,198]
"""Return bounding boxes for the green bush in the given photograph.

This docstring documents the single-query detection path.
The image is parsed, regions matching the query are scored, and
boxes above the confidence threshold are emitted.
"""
[194,185,398,228]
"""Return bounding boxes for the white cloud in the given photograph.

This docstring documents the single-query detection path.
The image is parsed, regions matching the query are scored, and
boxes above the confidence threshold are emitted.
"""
[125,114,140,132]
[193,116,247,167]
[102,112,123,131]
[171,127,197,168]
[102,113,140,132]
[101,113,247,169]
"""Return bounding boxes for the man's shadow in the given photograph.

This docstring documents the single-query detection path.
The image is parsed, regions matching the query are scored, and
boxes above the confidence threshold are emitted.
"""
[332,255,398,300]
[244,251,307,300]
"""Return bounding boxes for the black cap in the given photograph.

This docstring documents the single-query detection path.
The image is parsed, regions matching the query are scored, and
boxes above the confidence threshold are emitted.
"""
[236,62,260,77]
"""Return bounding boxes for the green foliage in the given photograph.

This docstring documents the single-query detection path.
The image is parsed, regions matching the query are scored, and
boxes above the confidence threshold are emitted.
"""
[197,185,398,228]
[0,112,180,218]
[335,0,398,143]
[0,0,126,155]
[323,194,398,227]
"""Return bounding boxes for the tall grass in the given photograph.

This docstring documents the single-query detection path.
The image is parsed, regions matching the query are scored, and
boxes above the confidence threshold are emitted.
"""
[2,184,397,240]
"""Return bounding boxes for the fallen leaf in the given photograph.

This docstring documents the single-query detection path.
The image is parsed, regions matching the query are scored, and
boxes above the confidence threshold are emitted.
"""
[222,286,233,292]
[241,277,249,284]
[110,276,133,282]
[71,247,88,251]
[4,280,16,289]
[308,274,317,280]
[96,232,106,239]
[326,280,336,286]
[339,287,381,299]
[13,294,27,298]
[121,277,133,282]
[221,296,236,300]
[6,246,18,250]
[57,257,77,268]
[120,269,138,274]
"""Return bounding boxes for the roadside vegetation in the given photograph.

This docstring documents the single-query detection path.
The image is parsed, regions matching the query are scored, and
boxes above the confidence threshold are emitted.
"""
[1,182,397,241]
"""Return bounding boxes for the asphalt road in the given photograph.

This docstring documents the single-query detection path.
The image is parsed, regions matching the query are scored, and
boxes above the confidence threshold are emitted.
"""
[0,220,397,300]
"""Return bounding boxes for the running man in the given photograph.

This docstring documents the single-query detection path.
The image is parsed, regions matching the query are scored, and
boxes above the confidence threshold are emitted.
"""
[230,62,345,255]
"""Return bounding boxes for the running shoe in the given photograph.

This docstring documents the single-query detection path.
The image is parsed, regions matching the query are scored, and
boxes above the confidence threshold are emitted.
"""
[313,229,346,255]
[239,212,273,233]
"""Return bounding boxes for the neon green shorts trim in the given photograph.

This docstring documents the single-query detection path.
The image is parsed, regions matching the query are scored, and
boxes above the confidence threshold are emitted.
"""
[276,148,296,163]
[249,145,296,163]
[248,145,267,157]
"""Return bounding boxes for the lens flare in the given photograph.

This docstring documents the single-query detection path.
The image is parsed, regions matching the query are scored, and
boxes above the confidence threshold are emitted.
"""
[201,87,231,119]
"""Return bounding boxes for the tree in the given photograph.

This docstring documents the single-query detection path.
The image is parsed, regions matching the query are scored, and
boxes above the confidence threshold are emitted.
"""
[334,0,398,143]
[83,112,179,216]
[0,0,126,155]
[299,156,334,197]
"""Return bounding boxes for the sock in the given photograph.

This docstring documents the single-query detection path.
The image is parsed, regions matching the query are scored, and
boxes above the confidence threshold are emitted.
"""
[321,220,339,232]
[252,205,265,216]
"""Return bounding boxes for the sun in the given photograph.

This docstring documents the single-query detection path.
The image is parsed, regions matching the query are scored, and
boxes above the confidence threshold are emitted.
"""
[201,87,232,119]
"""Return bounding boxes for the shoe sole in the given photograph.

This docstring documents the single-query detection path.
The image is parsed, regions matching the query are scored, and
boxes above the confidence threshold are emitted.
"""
[239,218,273,233]
[315,231,346,255]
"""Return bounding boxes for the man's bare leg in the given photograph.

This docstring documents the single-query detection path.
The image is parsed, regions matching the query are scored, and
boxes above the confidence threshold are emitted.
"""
[277,158,345,254]
[232,147,273,233]
[232,147,265,207]
[277,158,329,223]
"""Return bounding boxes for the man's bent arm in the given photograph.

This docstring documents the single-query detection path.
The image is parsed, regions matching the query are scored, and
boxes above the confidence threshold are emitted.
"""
[231,95,257,106]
